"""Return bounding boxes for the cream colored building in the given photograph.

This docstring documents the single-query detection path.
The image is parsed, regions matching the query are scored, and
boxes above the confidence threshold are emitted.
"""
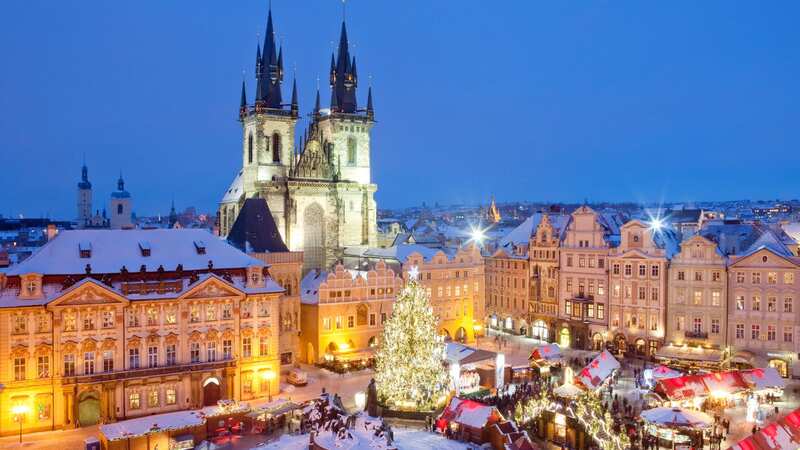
[486,246,530,335]
[608,220,675,356]
[529,214,568,343]
[558,206,619,350]
[0,229,284,436]
[299,262,402,364]
[666,235,727,349]
[727,240,800,377]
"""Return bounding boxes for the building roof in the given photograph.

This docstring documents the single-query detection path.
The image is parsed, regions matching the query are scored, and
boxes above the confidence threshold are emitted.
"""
[227,198,289,253]
[7,229,264,276]
[300,269,327,304]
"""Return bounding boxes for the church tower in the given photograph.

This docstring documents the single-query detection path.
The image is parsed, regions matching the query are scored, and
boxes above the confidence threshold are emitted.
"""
[110,174,133,229]
[76,162,92,227]
[239,8,298,187]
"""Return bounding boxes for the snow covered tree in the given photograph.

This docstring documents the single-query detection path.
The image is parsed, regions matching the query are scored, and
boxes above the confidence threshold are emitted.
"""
[374,269,449,411]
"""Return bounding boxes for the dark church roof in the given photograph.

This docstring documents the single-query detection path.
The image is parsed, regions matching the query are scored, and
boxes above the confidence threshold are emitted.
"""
[227,198,289,253]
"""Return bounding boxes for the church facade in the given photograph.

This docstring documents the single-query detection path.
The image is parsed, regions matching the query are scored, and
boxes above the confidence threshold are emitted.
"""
[218,8,378,270]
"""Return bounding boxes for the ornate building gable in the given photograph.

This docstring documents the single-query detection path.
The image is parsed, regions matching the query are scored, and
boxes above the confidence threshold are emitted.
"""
[729,247,800,269]
[292,135,335,180]
[47,279,129,309]
[673,234,726,264]
[180,275,244,300]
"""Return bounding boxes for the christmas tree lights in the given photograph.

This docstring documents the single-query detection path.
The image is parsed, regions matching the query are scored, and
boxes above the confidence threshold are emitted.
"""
[374,270,449,411]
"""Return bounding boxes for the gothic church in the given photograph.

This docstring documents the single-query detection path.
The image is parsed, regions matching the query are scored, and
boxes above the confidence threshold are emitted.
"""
[218,7,377,270]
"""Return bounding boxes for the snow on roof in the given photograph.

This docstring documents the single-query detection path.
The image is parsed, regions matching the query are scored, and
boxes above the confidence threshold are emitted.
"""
[781,222,800,244]
[443,397,500,428]
[221,170,244,204]
[100,410,204,441]
[497,213,570,249]
[8,229,263,276]
[300,269,327,304]
[576,350,620,389]
[743,228,795,258]
[741,367,786,391]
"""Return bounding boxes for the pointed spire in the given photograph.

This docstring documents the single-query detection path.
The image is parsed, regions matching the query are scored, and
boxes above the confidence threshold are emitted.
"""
[239,78,249,119]
[277,46,284,81]
[78,158,91,189]
[255,42,262,79]
[329,53,336,86]
[366,85,374,119]
[117,172,125,192]
[314,86,321,114]
[290,77,298,117]
[351,56,358,81]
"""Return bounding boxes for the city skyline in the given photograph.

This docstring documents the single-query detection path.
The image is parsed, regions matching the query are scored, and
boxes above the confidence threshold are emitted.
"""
[1,1,799,218]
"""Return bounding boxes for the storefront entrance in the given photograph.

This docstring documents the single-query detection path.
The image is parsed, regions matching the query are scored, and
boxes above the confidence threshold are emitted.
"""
[592,333,604,350]
[77,391,100,427]
[769,359,789,378]
[532,320,549,342]
[559,328,570,348]
[203,377,221,406]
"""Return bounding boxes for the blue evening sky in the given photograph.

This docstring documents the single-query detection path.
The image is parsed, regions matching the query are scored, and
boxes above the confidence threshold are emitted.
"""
[1,1,799,218]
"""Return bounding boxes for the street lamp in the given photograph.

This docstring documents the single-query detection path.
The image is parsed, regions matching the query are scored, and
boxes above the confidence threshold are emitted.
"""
[11,404,29,444]
[262,370,276,403]
[473,324,482,348]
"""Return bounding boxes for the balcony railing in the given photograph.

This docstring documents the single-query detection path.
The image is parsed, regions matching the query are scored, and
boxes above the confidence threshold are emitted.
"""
[121,280,183,296]
[684,330,708,339]
[65,359,236,384]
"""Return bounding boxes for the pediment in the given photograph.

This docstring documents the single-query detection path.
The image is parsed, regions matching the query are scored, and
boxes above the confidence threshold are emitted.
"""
[49,281,129,308]
[181,276,243,300]
[617,249,650,259]
[730,248,798,269]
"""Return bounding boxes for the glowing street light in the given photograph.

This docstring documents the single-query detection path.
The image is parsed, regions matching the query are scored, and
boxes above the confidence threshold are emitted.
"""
[261,370,276,402]
[11,404,29,443]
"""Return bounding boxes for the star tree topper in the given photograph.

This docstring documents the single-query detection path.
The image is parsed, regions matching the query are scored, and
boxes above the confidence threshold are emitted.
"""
[408,265,420,280]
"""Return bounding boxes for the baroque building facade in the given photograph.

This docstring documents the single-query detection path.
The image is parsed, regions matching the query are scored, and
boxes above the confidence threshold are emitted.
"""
[218,9,377,270]
[0,229,284,436]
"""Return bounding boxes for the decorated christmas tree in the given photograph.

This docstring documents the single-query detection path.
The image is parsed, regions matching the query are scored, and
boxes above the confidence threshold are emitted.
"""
[374,267,449,411]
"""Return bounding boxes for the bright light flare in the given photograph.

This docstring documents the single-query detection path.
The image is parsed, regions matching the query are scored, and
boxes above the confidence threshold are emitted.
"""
[469,226,487,243]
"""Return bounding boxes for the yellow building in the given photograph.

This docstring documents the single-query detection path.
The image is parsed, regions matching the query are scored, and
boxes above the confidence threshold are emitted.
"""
[0,229,284,436]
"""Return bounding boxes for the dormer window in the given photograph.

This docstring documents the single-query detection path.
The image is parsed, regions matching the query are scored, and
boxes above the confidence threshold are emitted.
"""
[27,281,37,296]
[194,240,206,255]
[138,241,151,257]
[79,241,92,258]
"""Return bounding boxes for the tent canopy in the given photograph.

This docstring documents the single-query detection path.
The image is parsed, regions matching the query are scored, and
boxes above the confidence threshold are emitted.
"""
[575,350,620,389]
[529,343,562,363]
[731,407,800,450]
[656,368,785,401]
[640,407,713,429]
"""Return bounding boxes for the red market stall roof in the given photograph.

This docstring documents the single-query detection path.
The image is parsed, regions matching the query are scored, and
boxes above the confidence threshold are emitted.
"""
[529,344,562,364]
[656,368,784,402]
[575,350,620,390]
[437,397,503,431]
[730,407,800,450]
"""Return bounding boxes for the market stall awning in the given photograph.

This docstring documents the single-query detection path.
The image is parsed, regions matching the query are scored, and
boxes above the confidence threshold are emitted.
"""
[100,410,205,442]
[438,397,503,429]
[741,367,786,392]
[731,407,800,450]
[640,407,713,429]
[654,344,725,363]
[529,343,562,364]
[646,365,683,381]
[701,370,749,396]
[655,374,709,401]
[575,350,620,390]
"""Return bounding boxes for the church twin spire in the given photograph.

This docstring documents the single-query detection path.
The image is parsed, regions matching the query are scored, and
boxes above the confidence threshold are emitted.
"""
[239,6,373,120]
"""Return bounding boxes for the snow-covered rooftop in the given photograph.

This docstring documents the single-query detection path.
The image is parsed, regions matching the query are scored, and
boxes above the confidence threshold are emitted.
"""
[7,229,264,276]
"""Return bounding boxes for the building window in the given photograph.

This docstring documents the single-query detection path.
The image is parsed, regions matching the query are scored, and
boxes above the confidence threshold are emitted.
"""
[784,327,793,343]
[335,316,343,329]
[347,136,357,165]
[612,264,620,275]
[247,133,253,164]
[711,319,720,334]
[369,313,376,326]
[129,393,140,410]
[322,317,331,330]
[637,287,646,300]
[624,285,632,299]
[148,346,158,368]
[587,303,595,318]
[272,133,281,163]
[381,313,387,324]
[736,272,745,283]
[164,344,175,366]
[752,295,761,311]
[190,306,200,323]
[127,310,140,327]
[785,273,795,285]
[260,338,269,356]
[223,340,232,360]
[736,295,745,311]
[751,325,760,340]
[102,311,114,328]
[206,305,217,321]
[13,315,27,334]
[348,316,354,328]
[222,304,233,320]
[676,316,684,331]
[752,272,761,284]
[735,324,744,339]
[638,265,646,277]
[768,272,778,284]
[129,348,140,369]
[613,283,620,298]
[166,388,177,405]
[711,291,721,306]
[206,342,217,362]
[624,264,632,277]
[693,290,702,305]
[566,256,573,267]
[677,271,685,281]
[565,301,572,316]
[165,309,177,325]
[767,325,776,341]
[785,297,794,313]
[102,351,113,372]
[84,352,95,375]
[692,317,702,333]
[258,301,270,317]
[651,287,659,301]
[148,390,159,408]
[694,271,703,282]
[146,307,158,326]
[712,271,721,282]
[243,375,253,394]
[768,296,777,312]
[13,357,25,381]
[36,355,49,378]
[83,314,95,330]
[566,278,572,292]
[190,343,200,363]
[651,265,659,277]
[64,354,75,377]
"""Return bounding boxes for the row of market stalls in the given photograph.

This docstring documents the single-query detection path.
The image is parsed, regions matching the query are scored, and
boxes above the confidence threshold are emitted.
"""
[99,399,302,450]
[653,367,786,405]
[436,397,538,450]
[731,407,800,450]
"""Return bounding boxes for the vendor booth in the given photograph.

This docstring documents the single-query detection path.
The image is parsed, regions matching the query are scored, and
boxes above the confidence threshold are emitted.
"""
[100,410,206,450]
[436,397,504,445]
[575,350,620,390]
[731,407,800,450]
[654,344,727,371]
[640,407,714,448]
[446,342,503,395]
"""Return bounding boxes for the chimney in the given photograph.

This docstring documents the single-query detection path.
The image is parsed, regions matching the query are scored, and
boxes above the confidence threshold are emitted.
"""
[47,224,58,241]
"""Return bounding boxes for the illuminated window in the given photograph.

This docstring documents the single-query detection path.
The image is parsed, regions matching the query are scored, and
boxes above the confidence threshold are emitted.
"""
[736,295,745,311]
[785,273,795,285]
[768,296,777,312]
[165,308,177,324]
[190,343,200,363]
[129,393,140,409]
[347,136,356,165]
[223,340,232,360]
[711,291,721,306]
[768,272,778,284]
[38,356,49,378]
[597,304,605,320]
[735,271,744,283]
[190,305,200,323]
[146,307,158,326]
[206,342,217,362]
[148,390,159,407]
[83,314,95,330]
[752,295,761,311]
[785,297,794,313]
[13,357,25,381]
[127,310,140,327]
[693,290,702,305]
[148,346,158,368]
[260,338,269,356]
[322,317,331,330]
[166,388,177,405]
[103,351,114,372]
[752,272,761,284]
[102,311,114,328]
[222,303,233,320]
[63,354,75,377]
[13,315,27,334]
[206,305,217,321]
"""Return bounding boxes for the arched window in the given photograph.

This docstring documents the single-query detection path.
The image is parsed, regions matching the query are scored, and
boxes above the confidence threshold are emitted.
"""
[347,137,356,165]
[117,204,123,215]
[247,133,253,164]
[272,133,281,163]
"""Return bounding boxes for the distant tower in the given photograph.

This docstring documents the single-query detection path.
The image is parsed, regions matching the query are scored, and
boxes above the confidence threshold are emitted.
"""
[487,196,501,224]
[168,200,178,228]
[110,173,133,229]
[76,162,92,227]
